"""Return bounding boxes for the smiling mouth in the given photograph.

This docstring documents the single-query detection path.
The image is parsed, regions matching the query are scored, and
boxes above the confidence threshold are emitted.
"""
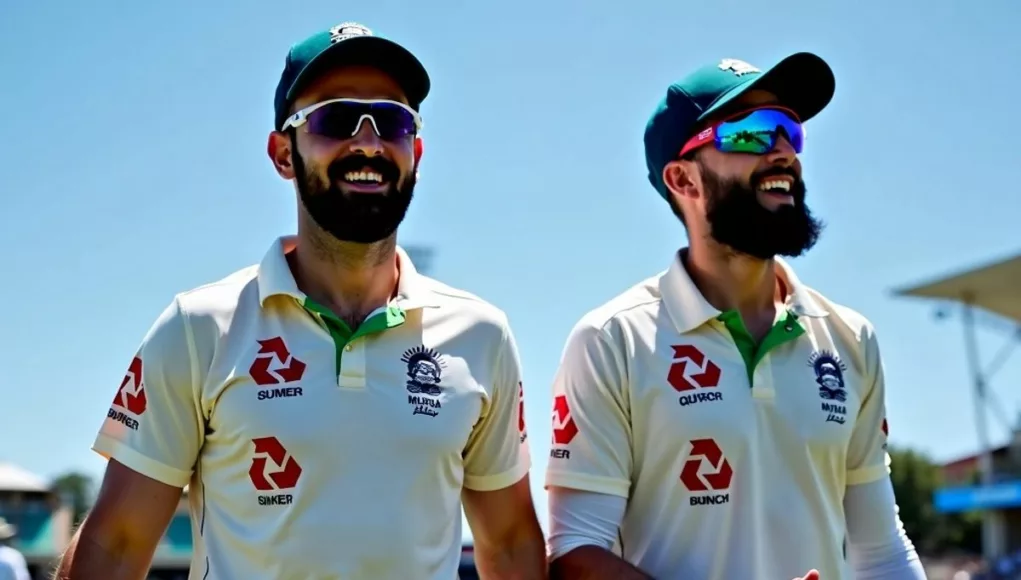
[757,177,793,194]
[339,169,389,192]
[343,170,384,185]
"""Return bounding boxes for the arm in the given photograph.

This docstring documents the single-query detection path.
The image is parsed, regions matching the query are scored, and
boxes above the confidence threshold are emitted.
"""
[54,461,183,580]
[547,487,652,580]
[463,477,547,579]
[844,325,926,579]
[543,318,642,579]
[845,479,926,579]
[551,547,652,580]
[461,321,545,579]
[54,298,206,580]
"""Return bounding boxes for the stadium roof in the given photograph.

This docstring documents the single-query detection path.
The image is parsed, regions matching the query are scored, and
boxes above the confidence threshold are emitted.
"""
[0,463,49,492]
[893,252,1021,324]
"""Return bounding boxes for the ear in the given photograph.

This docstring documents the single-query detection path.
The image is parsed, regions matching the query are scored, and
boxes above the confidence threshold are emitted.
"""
[267,131,295,180]
[414,136,424,180]
[662,158,701,202]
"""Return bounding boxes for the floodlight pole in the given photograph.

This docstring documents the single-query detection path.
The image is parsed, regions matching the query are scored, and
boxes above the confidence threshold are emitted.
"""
[962,298,1005,559]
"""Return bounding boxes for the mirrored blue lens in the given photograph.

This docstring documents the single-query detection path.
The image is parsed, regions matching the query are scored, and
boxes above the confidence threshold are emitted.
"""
[715,108,803,154]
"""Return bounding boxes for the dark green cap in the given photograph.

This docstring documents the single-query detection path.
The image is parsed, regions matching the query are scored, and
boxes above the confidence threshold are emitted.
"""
[273,22,431,131]
[644,52,835,199]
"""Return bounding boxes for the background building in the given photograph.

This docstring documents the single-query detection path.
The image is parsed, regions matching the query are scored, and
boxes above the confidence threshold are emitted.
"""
[144,491,192,580]
[0,463,72,579]
[896,251,1021,562]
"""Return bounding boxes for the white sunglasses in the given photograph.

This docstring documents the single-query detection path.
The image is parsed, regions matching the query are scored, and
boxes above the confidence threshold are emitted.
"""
[281,98,423,140]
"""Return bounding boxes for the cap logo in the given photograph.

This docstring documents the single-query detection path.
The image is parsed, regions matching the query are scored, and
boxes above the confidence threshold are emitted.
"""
[329,22,372,44]
[718,58,760,76]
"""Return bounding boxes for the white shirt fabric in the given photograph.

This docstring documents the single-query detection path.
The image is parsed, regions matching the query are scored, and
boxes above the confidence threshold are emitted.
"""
[0,546,30,580]
[92,236,531,580]
[844,479,927,579]
[549,479,927,579]
[545,249,896,580]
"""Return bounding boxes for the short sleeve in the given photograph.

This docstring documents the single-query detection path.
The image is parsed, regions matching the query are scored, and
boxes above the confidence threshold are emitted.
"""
[544,319,632,498]
[846,324,892,486]
[92,297,205,488]
[462,322,531,492]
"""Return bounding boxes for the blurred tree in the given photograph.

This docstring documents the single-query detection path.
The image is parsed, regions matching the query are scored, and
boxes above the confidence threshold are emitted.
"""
[51,471,94,527]
[888,445,982,555]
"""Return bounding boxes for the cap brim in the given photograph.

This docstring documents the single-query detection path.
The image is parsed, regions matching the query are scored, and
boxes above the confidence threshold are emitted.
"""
[702,52,835,123]
[287,36,431,109]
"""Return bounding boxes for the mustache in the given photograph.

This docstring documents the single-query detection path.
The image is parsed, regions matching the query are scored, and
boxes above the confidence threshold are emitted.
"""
[752,166,798,182]
[328,155,401,183]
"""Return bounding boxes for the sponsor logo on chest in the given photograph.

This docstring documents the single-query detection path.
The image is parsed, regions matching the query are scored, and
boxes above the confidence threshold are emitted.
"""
[250,337,307,400]
[679,438,733,507]
[667,345,724,407]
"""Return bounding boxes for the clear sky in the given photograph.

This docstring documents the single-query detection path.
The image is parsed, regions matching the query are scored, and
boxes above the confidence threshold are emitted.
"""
[1,0,1019,540]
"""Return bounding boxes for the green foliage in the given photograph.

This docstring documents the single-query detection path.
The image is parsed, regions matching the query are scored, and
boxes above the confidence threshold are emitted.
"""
[888,445,982,555]
[50,471,94,528]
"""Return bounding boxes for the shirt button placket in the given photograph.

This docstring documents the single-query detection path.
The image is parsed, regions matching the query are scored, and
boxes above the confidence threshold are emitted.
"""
[338,340,367,389]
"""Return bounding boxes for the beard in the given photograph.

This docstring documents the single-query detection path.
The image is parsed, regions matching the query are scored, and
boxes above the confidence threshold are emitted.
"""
[293,148,415,244]
[701,163,823,260]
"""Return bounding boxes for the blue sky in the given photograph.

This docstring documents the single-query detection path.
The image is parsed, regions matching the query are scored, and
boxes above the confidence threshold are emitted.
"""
[1,0,1019,539]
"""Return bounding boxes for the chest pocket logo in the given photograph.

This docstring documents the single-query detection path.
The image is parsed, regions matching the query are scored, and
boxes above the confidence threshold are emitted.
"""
[808,350,848,424]
[402,345,447,417]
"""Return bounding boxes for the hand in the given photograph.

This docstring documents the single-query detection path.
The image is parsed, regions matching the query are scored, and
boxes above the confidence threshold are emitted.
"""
[793,570,820,580]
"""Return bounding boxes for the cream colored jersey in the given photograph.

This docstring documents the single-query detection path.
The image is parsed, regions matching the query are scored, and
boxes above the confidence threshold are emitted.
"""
[94,236,531,580]
[545,250,891,580]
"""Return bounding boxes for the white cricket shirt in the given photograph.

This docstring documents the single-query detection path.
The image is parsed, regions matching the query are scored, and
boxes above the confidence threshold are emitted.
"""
[544,249,891,580]
[94,236,531,580]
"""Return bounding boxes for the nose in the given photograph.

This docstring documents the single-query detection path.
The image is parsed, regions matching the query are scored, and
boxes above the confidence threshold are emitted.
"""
[348,116,384,157]
[763,134,797,168]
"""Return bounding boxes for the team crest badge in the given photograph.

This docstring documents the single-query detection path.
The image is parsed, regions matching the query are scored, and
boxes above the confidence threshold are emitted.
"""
[718,58,760,76]
[329,22,372,44]
[809,350,849,425]
[402,346,445,395]
[402,346,446,417]
[809,350,847,402]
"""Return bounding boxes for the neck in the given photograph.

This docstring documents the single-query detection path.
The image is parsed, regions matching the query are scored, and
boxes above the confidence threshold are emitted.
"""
[685,237,782,317]
[290,219,399,328]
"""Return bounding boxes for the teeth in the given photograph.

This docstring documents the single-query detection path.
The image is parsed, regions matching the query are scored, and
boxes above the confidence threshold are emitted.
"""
[758,179,791,192]
[343,171,383,184]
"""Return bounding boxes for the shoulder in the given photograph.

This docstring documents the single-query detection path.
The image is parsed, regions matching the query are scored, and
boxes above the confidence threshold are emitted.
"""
[803,286,879,346]
[799,285,883,376]
[566,271,665,350]
[412,275,524,373]
[173,263,261,325]
[417,274,513,335]
[139,263,260,361]
[413,276,525,383]
[0,545,24,568]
